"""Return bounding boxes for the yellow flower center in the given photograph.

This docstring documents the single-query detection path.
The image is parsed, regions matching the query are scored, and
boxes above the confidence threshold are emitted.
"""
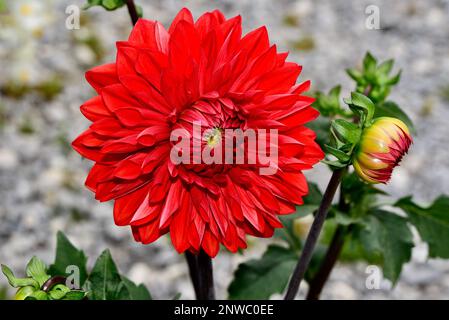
[205,127,222,147]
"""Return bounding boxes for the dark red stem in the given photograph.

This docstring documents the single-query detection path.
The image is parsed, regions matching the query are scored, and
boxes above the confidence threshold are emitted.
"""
[284,169,343,300]
[125,0,139,25]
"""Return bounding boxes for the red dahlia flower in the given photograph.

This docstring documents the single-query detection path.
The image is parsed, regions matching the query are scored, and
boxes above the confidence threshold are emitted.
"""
[72,8,324,257]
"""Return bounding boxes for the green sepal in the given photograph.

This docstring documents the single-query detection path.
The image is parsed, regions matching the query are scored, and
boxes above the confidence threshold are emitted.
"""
[324,145,350,163]
[14,286,36,300]
[344,92,375,125]
[1,264,39,289]
[331,119,361,144]
[321,159,348,169]
[26,257,50,288]
[26,290,49,300]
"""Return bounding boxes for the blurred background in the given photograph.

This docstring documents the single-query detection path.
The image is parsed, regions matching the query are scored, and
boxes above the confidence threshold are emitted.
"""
[0,0,448,299]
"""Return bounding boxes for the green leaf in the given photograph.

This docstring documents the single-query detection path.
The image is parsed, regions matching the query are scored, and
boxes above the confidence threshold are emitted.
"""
[374,101,415,135]
[172,293,182,300]
[346,68,363,83]
[331,119,361,144]
[358,210,413,283]
[49,231,88,287]
[377,59,394,75]
[62,290,87,300]
[331,209,367,227]
[1,265,39,289]
[121,277,152,300]
[329,85,341,101]
[83,0,125,10]
[83,0,102,9]
[363,52,377,78]
[395,195,449,258]
[86,250,129,300]
[386,71,401,85]
[228,245,297,299]
[102,0,124,10]
[26,257,50,287]
[304,182,323,205]
[136,5,143,17]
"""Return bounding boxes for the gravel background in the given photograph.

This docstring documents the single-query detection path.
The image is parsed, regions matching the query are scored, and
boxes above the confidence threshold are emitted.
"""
[1,0,448,299]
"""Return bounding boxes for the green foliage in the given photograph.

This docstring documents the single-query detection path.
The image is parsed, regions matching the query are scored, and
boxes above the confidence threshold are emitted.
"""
[84,0,123,10]
[86,250,129,300]
[344,92,375,125]
[356,210,413,283]
[2,232,151,300]
[84,0,143,17]
[1,256,86,300]
[122,277,152,300]
[313,86,351,118]
[320,91,379,169]
[49,231,88,287]
[396,196,449,258]
[26,257,50,288]
[347,52,401,104]
[86,249,151,300]
[1,265,39,289]
[228,245,298,299]
[331,119,361,145]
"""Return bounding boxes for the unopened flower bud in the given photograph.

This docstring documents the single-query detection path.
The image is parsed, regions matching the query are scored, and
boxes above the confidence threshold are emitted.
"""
[353,117,412,184]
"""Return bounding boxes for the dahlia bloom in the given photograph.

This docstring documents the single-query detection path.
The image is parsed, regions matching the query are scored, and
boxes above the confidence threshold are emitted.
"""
[72,8,323,257]
[353,117,412,184]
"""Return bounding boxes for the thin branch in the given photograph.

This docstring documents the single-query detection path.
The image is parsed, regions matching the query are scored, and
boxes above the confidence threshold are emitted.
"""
[125,0,139,26]
[284,169,344,300]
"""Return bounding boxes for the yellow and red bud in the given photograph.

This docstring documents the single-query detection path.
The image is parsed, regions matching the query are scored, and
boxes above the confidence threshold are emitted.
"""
[353,117,412,184]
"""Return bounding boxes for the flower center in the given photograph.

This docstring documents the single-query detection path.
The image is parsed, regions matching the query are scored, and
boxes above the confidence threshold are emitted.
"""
[205,127,223,148]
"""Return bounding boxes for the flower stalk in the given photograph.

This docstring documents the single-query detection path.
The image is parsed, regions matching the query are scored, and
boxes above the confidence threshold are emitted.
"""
[186,250,215,300]
[284,168,344,300]
[125,0,139,25]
